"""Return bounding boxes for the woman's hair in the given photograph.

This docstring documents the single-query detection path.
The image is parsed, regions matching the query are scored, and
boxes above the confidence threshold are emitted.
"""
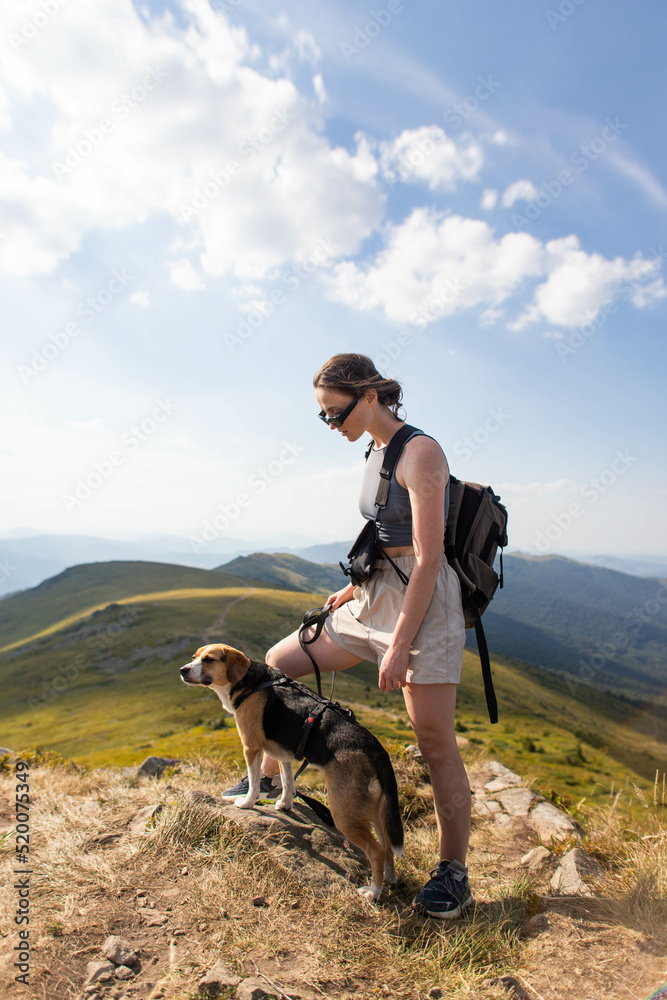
[313,354,404,417]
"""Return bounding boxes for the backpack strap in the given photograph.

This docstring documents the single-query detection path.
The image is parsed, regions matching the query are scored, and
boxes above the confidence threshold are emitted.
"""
[373,424,423,510]
[467,602,498,724]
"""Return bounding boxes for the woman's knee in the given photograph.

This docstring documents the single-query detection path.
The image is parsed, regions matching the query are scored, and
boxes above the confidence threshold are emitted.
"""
[415,732,461,769]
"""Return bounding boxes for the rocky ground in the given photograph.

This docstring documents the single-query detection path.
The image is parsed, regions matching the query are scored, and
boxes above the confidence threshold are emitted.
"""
[0,750,665,1000]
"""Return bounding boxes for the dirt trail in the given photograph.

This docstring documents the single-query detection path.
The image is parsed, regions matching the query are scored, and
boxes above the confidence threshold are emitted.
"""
[201,587,257,639]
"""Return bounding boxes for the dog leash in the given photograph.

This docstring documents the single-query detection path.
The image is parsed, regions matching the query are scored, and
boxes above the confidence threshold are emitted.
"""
[298,604,337,701]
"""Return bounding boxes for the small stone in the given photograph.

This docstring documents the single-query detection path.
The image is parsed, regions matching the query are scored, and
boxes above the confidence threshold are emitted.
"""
[197,960,241,995]
[252,895,268,907]
[290,901,299,909]
[172,929,185,936]
[482,976,528,999]
[114,966,136,981]
[136,756,175,778]
[199,921,210,930]
[129,804,163,836]
[181,867,189,876]
[530,801,578,844]
[550,848,603,896]
[520,846,552,871]
[145,913,168,926]
[234,977,274,1000]
[473,798,501,818]
[84,961,116,986]
[137,898,147,908]
[497,787,538,817]
[494,813,515,830]
[428,989,443,999]
[103,935,139,967]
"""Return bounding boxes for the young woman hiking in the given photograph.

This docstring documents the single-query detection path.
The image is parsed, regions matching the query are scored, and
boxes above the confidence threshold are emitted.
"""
[223,353,471,918]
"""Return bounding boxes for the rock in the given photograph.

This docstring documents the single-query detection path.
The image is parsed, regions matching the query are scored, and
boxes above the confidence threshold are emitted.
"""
[482,976,528,999]
[129,804,163,836]
[234,977,277,1000]
[114,966,135,980]
[494,813,515,830]
[84,961,116,985]
[497,787,538,817]
[252,895,268,907]
[102,935,139,967]
[137,756,175,778]
[189,789,220,805]
[455,735,469,748]
[144,913,168,926]
[550,848,603,896]
[428,989,443,999]
[198,961,241,995]
[520,846,552,871]
[529,801,578,844]
[473,798,501,818]
[485,761,522,789]
[0,747,13,755]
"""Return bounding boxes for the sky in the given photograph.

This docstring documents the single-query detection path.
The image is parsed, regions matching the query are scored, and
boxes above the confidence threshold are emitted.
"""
[1,0,666,560]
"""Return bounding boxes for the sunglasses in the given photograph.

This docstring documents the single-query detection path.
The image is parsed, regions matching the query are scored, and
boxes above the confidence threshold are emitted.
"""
[318,396,359,428]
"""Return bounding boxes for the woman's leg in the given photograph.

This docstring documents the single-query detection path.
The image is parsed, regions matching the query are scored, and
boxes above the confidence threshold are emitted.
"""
[401,681,471,864]
[261,624,364,777]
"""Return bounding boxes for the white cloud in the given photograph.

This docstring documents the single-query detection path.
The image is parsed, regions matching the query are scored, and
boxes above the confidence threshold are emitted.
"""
[169,259,205,291]
[130,290,151,308]
[325,210,665,330]
[312,73,326,104]
[501,179,539,207]
[376,125,484,192]
[480,188,498,210]
[0,0,383,280]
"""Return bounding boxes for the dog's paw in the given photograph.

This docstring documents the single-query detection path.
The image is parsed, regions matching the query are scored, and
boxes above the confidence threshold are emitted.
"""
[384,865,398,885]
[357,885,381,902]
[275,797,293,812]
[234,794,255,809]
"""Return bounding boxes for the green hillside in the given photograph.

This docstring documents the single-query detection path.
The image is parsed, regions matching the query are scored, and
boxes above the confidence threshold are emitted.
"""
[216,551,346,595]
[0,560,256,651]
[480,553,667,703]
[0,559,664,814]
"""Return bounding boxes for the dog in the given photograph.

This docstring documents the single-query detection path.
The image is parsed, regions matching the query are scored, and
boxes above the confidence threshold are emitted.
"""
[180,642,404,901]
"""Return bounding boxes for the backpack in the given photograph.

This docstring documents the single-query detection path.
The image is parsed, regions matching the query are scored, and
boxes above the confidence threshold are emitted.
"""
[342,423,508,723]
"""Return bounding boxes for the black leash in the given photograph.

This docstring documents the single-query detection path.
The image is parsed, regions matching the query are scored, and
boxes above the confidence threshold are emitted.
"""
[298,605,337,700]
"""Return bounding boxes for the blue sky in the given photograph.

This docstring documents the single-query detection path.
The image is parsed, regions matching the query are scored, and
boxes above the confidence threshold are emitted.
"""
[1,0,665,558]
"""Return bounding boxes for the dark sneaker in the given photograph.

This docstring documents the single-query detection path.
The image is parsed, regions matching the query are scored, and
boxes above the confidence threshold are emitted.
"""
[221,773,282,801]
[413,859,473,918]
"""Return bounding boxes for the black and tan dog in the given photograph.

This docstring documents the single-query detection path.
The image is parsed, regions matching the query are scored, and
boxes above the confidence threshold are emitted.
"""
[180,642,403,901]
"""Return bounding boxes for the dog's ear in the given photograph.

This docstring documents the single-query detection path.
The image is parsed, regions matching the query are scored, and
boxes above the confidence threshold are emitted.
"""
[224,646,250,685]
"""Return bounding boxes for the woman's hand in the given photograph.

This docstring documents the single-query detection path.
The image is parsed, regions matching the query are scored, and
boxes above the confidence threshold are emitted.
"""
[378,643,411,691]
[325,582,356,611]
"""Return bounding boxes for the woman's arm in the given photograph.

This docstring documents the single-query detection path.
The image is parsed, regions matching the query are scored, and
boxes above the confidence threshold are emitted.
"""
[378,436,449,691]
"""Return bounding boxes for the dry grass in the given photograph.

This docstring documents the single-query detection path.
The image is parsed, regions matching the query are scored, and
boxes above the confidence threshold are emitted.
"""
[0,753,666,1000]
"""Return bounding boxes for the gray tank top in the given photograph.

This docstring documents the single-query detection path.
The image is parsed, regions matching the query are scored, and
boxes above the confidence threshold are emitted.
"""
[358,430,450,546]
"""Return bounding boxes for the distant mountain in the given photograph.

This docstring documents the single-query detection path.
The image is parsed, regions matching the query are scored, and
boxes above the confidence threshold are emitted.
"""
[294,541,353,566]
[477,553,667,703]
[568,553,667,579]
[215,552,347,596]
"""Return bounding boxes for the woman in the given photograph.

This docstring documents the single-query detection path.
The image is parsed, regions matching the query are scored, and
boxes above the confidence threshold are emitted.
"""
[223,353,472,918]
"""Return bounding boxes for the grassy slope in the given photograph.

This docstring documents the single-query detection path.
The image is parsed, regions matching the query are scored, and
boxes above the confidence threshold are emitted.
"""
[215,551,345,595]
[0,560,259,651]
[0,571,664,811]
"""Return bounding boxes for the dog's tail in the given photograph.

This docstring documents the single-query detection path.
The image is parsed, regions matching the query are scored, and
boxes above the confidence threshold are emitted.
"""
[377,752,404,858]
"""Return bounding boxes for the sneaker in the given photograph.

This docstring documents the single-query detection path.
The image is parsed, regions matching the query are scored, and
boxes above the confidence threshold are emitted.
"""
[413,859,473,919]
[221,773,282,801]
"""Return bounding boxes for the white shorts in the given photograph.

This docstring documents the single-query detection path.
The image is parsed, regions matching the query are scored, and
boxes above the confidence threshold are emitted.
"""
[324,553,466,684]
